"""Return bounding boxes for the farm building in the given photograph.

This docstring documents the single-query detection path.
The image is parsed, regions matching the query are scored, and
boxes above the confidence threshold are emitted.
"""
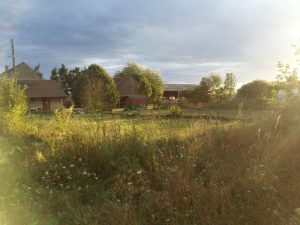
[163,83,196,99]
[2,62,67,112]
[115,76,148,108]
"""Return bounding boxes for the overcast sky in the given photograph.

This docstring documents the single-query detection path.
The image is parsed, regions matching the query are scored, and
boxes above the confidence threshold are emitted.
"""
[1,0,300,84]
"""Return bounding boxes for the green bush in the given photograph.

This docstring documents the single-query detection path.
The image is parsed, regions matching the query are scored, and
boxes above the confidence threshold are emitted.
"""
[0,76,27,132]
[169,105,183,117]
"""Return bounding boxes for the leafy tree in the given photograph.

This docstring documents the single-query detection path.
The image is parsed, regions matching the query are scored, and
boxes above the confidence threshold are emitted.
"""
[223,72,236,99]
[33,64,43,79]
[144,68,164,107]
[205,73,222,103]
[274,61,299,96]
[237,80,272,99]
[50,67,59,80]
[50,64,79,95]
[185,73,222,104]
[183,72,236,105]
[236,80,275,108]
[74,64,119,110]
[58,64,70,94]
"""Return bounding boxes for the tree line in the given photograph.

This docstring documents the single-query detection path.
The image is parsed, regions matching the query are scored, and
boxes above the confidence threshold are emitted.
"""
[49,60,300,110]
[181,62,300,109]
[50,62,164,111]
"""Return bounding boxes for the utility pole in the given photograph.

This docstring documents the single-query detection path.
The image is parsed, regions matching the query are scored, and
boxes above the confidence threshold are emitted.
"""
[11,38,16,75]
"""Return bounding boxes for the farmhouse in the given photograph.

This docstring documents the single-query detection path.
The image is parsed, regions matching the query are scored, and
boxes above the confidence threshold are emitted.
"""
[163,83,196,99]
[115,76,148,108]
[2,62,67,111]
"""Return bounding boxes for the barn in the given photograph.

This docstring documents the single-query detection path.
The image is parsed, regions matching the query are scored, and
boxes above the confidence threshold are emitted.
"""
[115,76,148,108]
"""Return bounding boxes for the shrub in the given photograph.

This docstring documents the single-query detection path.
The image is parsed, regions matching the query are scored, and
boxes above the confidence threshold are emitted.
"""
[169,105,183,117]
[0,76,27,132]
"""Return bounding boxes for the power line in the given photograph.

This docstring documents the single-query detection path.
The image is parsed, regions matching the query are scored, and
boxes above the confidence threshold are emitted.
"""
[0,41,10,51]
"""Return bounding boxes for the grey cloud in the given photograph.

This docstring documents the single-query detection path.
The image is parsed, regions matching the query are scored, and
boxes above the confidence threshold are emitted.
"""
[0,0,299,83]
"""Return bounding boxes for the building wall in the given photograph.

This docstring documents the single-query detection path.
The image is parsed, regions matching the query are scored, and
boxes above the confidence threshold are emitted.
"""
[163,91,179,98]
[50,98,64,111]
[28,98,64,111]
[125,98,147,106]
[29,98,43,111]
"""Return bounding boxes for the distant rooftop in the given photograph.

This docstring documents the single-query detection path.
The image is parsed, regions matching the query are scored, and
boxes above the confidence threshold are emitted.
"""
[164,84,196,92]
[18,80,67,98]
[1,62,41,80]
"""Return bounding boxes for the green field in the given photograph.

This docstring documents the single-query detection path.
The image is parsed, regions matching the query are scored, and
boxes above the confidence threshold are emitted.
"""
[1,109,300,225]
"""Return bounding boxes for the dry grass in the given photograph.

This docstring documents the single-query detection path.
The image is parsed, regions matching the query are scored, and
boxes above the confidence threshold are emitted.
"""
[1,109,300,225]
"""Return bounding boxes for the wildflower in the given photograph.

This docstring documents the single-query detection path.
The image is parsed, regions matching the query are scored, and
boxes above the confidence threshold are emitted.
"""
[69,164,75,168]
[136,170,142,175]
[78,186,82,190]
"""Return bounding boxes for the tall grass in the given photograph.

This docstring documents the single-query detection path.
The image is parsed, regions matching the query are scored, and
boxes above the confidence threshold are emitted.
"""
[1,108,300,225]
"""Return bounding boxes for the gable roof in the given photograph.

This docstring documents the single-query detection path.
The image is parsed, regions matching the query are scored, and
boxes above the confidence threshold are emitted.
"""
[115,76,141,96]
[164,84,197,92]
[2,62,40,80]
[18,80,67,98]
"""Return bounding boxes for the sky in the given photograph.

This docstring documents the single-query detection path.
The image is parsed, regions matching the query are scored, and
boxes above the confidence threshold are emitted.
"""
[1,0,300,85]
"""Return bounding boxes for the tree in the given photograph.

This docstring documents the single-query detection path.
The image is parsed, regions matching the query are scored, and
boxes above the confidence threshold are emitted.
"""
[73,64,119,110]
[237,80,272,99]
[50,67,59,80]
[82,77,106,111]
[205,73,222,103]
[275,61,299,96]
[115,62,164,107]
[58,64,70,94]
[144,68,164,107]
[223,72,236,99]
[236,80,274,108]
[181,73,223,104]
[50,64,79,95]
[33,64,43,79]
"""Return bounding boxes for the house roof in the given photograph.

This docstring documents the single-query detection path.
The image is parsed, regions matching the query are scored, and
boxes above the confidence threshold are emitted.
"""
[2,62,41,80]
[18,80,67,98]
[115,76,141,96]
[164,84,196,92]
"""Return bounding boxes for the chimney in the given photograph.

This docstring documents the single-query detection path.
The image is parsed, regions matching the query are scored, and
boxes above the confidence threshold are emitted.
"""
[5,65,9,72]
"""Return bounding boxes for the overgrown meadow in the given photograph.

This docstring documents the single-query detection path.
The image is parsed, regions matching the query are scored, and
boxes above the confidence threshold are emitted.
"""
[1,105,300,225]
